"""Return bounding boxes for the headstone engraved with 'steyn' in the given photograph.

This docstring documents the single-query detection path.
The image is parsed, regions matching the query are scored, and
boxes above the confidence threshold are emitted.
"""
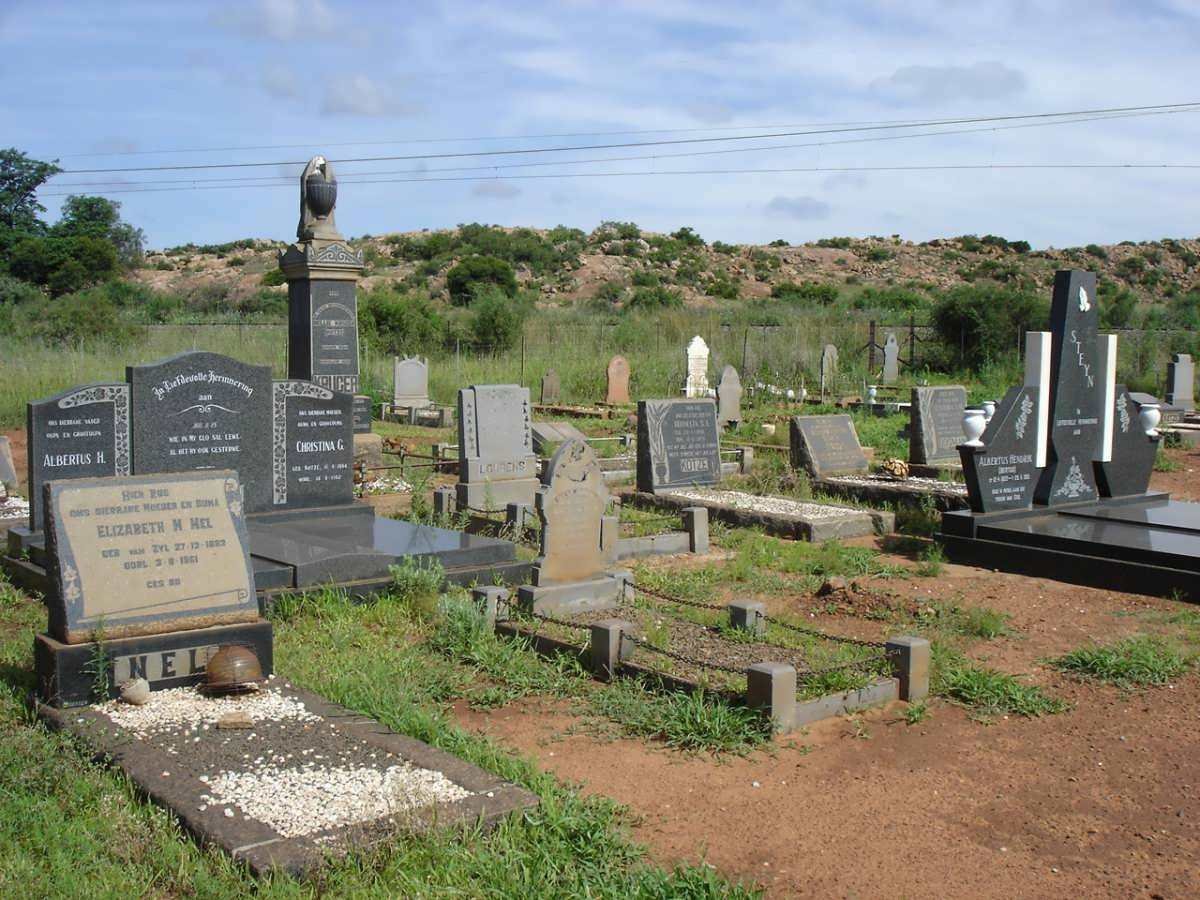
[910,386,968,464]
[789,415,869,479]
[1034,270,1101,505]
[392,356,430,408]
[717,365,743,428]
[882,333,900,384]
[27,383,131,531]
[1166,353,1194,411]
[960,385,1040,511]
[540,370,561,405]
[684,335,710,398]
[44,470,258,644]
[456,385,538,510]
[605,356,630,405]
[636,398,722,494]
[128,352,273,513]
[271,381,354,509]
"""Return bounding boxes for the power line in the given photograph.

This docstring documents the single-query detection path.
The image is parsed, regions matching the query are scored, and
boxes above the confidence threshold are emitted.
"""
[45,107,1194,191]
[53,102,1200,175]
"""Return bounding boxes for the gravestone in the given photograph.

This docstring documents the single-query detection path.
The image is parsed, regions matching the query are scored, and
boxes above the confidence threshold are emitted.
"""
[1095,386,1159,497]
[636,398,722,494]
[456,385,539,511]
[352,395,372,434]
[271,381,354,509]
[960,385,1040,511]
[909,386,968,464]
[0,436,15,492]
[27,383,131,531]
[1034,270,1101,505]
[43,470,258,644]
[789,415,869,479]
[605,356,630,405]
[540,369,561,405]
[531,421,587,455]
[392,356,430,408]
[531,440,609,583]
[685,336,710,398]
[128,351,273,513]
[717,365,743,429]
[1166,353,1194,411]
[882,333,900,384]
[820,344,839,396]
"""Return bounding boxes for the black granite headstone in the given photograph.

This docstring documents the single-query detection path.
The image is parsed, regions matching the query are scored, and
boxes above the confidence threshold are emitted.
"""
[1095,386,1158,498]
[1034,270,1101,505]
[271,381,354,509]
[960,385,1041,512]
[352,394,372,434]
[636,399,722,493]
[128,352,272,513]
[287,278,360,394]
[910,386,967,464]
[789,415,869,478]
[27,383,130,531]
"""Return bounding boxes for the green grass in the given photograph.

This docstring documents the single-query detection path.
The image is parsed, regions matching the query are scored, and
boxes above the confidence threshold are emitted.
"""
[913,600,1014,640]
[932,646,1067,720]
[1050,635,1192,688]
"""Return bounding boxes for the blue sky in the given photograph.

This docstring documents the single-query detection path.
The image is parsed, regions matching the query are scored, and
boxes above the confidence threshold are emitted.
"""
[3,0,1198,249]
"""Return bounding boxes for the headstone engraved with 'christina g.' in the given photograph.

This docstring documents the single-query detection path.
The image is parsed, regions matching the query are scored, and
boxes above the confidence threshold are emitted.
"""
[44,470,257,644]
[27,383,130,531]
[271,381,354,509]
[789,414,869,479]
[637,398,722,493]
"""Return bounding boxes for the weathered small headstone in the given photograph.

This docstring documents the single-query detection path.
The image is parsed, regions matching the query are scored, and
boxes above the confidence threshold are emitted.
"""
[909,386,968,464]
[270,381,354,509]
[789,415,869,478]
[0,436,15,492]
[27,383,131,531]
[456,385,538,510]
[605,356,630,405]
[685,336,710,398]
[882,333,900,384]
[128,351,273,512]
[352,395,372,434]
[540,369,561,405]
[820,344,839,396]
[531,421,587,455]
[636,399,722,493]
[532,440,609,583]
[717,365,743,429]
[392,356,430,408]
[1166,353,1194,411]
[43,470,258,644]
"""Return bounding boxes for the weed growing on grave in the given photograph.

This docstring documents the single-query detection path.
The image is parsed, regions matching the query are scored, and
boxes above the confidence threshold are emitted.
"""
[84,619,112,702]
[932,645,1066,720]
[903,699,931,725]
[1153,447,1181,473]
[914,600,1013,640]
[914,542,945,577]
[632,563,723,603]
[897,495,941,537]
[388,557,446,620]
[1050,635,1192,689]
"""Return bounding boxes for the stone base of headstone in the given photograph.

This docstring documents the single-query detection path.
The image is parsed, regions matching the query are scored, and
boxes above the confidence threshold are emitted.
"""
[354,432,384,471]
[516,569,633,617]
[456,479,540,515]
[814,475,969,513]
[35,620,274,708]
[382,403,454,428]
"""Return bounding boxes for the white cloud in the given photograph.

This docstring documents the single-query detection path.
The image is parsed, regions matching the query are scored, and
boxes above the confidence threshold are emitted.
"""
[211,0,337,42]
[321,74,419,117]
[872,61,1027,104]
[766,196,831,220]
[472,181,522,199]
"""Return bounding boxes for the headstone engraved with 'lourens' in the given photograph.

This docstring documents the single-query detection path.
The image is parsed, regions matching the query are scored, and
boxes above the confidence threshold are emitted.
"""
[128,351,272,513]
[271,381,354,509]
[44,470,258,644]
[27,383,130,531]
[636,398,722,493]
[910,386,968,464]
[789,415,869,479]
[456,385,539,510]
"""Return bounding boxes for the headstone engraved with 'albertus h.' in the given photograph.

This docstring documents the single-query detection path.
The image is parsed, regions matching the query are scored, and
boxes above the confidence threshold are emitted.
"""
[27,383,130,531]
[271,381,354,509]
[909,386,968,464]
[44,470,258,644]
[636,398,722,494]
[960,385,1041,512]
[789,415,869,479]
[128,351,272,513]
[456,385,539,511]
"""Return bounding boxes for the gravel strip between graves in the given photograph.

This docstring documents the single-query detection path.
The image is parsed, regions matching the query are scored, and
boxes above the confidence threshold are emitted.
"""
[664,488,870,519]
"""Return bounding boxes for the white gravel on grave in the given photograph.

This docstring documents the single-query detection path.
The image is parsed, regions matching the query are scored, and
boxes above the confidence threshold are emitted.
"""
[0,495,30,519]
[824,474,968,494]
[666,488,867,520]
[96,685,319,735]
[201,763,473,838]
[360,476,413,496]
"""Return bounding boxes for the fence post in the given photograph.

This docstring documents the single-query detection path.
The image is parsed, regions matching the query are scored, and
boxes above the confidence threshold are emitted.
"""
[867,320,877,374]
[908,314,916,371]
[520,332,526,384]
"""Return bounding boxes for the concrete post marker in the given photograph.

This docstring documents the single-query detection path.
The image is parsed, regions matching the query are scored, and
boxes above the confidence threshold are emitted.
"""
[886,635,931,702]
[746,662,797,732]
[590,619,634,681]
[728,599,766,637]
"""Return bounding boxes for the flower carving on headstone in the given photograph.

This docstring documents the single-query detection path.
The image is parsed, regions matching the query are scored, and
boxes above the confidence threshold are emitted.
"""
[1053,456,1089,499]
[62,564,81,604]
[1116,394,1131,434]
[1014,394,1034,440]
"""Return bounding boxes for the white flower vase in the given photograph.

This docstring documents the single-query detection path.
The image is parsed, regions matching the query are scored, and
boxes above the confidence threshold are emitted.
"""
[982,399,997,422]
[867,385,878,405]
[962,407,987,448]
[1139,402,1162,438]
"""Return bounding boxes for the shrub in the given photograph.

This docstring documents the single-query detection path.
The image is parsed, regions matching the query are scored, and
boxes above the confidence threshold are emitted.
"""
[1085,243,1109,259]
[670,226,705,248]
[771,281,838,305]
[704,272,740,300]
[446,255,516,305]
[359,288,445,353]
[852,286,928,311]
[592,280,625,306]
[627,284,682,310]
[931,283,1048,364]
[866,247,893,262]
[260,268,286,287]
[0,272,42,305]
[18,288,143,346]
[470,285,526,350]
[711,241,737,254]
[7,235,119,296]
[768,238,789,247]
[815,237,853,250]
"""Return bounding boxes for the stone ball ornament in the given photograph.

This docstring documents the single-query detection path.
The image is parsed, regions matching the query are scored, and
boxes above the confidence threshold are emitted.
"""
[203,645,266,695]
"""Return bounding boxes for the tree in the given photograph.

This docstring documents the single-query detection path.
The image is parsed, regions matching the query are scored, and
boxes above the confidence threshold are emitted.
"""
[55,194,145,266]
[0,148,61,236]
[470,284,526,350]
[445,255,516,306]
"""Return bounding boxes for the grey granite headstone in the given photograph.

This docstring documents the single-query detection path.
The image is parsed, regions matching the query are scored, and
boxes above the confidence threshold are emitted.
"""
[128,352,272,513]
[532,440,609,584]
[44,470,257,645]
[456,385,539,510]
[789,415,869,478]
[1166,353,1194,411]
[531,421,587,455]
[352,394,372,434]
[717,365,743,429]
[909,386,968,464]
[27,383,130,531]
[1034,271,1101,505]
[288,278,360,394]
[605,356,630,405]
[882,333,900,384]
[960,385,1040,512]
[636,398,721,494]
[271,381,354,510]
[392,356,429,407]
[540,369,561,405]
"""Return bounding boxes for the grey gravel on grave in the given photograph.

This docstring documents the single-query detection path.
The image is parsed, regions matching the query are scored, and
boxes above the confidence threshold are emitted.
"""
[666,487,870,519]
[823,474,968,494]
[94,683,473,840]
[0,495,29,520]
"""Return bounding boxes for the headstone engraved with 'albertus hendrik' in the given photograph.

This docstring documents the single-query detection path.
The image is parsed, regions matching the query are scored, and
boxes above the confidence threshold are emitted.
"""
[717,365,743,428]
[1034,270,1101,505]
[789,415,869,479]
[605,356,630,405]
[271,381,354,509]
[960,385,1041,512]
[44,470,258,644]
[27,383,130,531]
[910,386,968,464]
[456,385,539,511]
[128,351,273,513]
[636,398,722,494]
